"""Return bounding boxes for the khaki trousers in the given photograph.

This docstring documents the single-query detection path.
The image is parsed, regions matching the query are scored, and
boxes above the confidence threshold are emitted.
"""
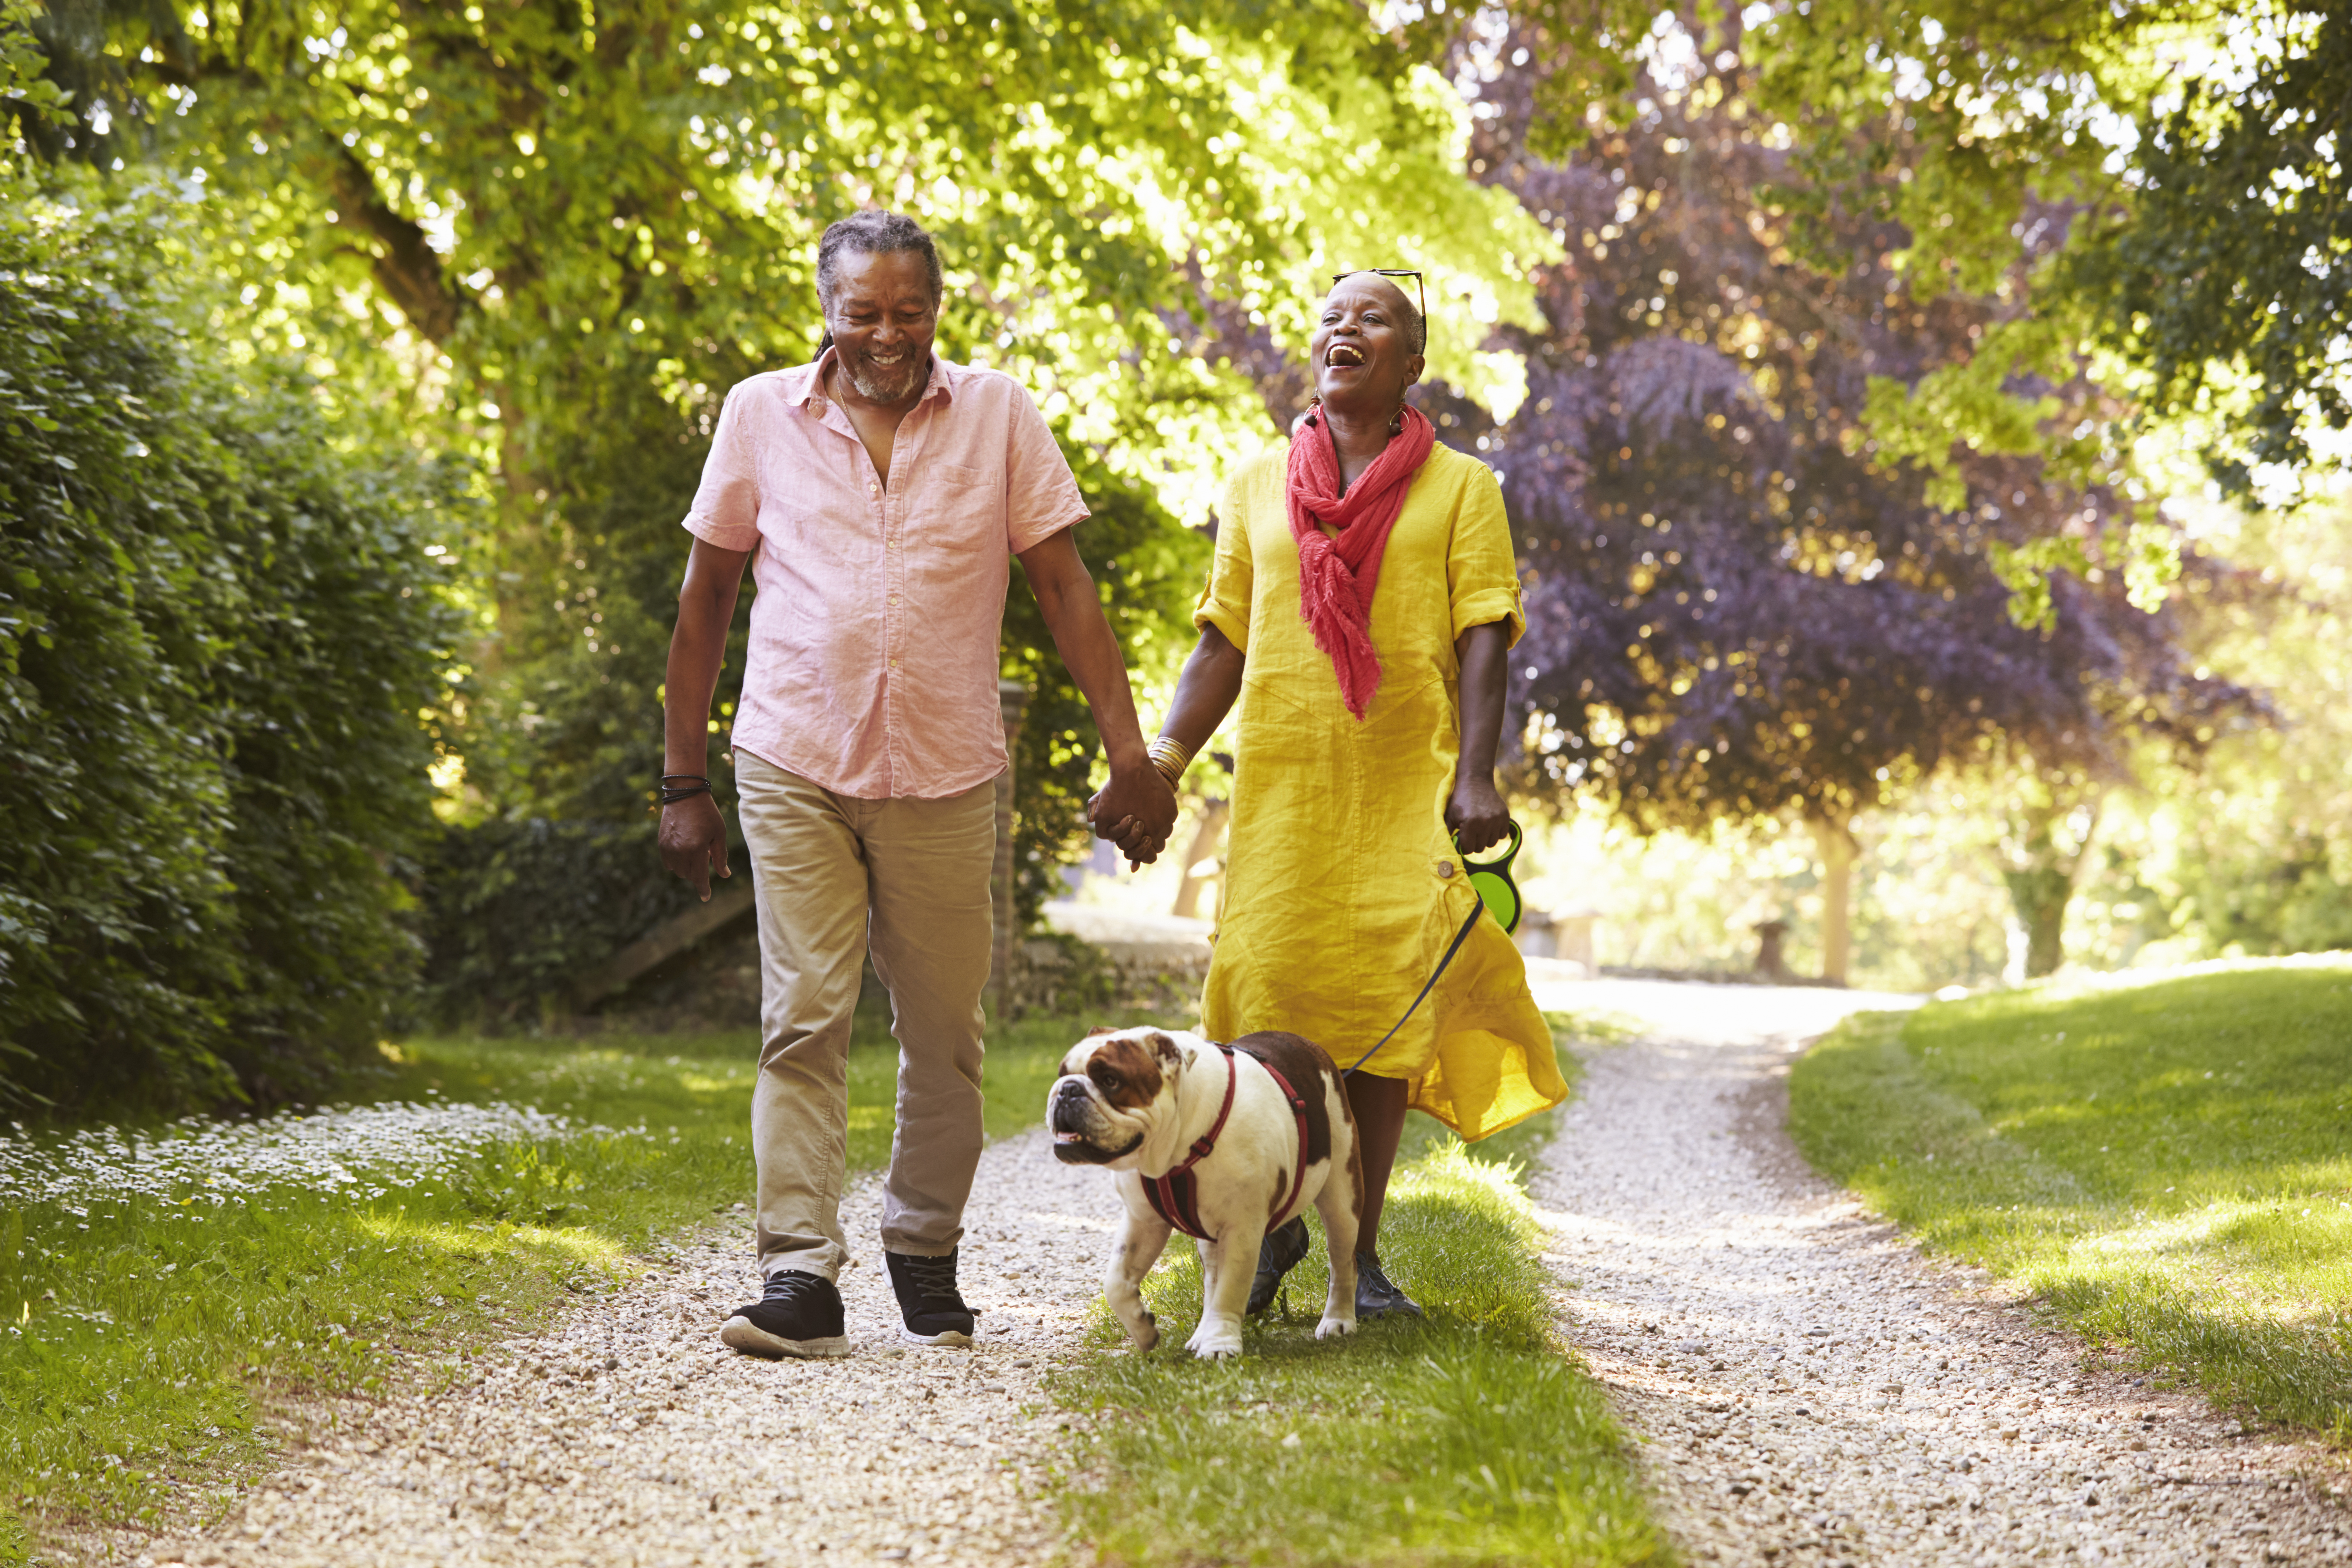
[734,750,997,1281]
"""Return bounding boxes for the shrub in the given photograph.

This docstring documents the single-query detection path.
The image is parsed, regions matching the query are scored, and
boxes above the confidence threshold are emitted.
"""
[0,178,463,1111]
[412,816,721,1028]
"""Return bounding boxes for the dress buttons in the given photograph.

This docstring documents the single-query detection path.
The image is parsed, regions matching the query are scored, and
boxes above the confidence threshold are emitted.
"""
[1436,862,1456,879]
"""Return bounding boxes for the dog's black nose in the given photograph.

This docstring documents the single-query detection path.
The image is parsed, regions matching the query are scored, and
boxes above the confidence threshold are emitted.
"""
[1055,1078,1087,1101]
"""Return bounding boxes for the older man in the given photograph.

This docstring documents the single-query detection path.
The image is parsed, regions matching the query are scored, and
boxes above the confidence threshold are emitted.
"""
[659,210,1176,1359]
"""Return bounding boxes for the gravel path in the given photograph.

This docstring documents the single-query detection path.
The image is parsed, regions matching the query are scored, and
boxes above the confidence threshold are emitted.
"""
[1527,980,2351,1567]
[102,979,2352,1567]
[135,1128,1117,1568]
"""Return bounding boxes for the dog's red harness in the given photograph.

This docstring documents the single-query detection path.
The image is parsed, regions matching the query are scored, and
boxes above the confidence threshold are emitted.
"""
[1140,1043,1313,1241]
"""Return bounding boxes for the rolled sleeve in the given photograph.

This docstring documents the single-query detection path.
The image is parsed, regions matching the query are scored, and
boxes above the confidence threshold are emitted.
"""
[1192,469,1255,652]
[1447,463,1526,647]
[1003,390,1089,554]
[681,387,764,552]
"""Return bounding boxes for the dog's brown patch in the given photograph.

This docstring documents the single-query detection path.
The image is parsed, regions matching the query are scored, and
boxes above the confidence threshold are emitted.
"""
[1085,1025,1118,1038]
[1231,1031,1336,1167]
[1087,1034,1166,1110]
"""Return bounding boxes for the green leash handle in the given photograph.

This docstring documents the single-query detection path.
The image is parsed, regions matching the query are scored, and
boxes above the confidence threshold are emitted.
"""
[1456,820,1524,936]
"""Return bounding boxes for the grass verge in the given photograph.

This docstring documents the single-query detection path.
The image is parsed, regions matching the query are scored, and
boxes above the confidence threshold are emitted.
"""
[1788,956,2352,1441]
[0,1004,1160,1562]
[1047,1019,1666,1568]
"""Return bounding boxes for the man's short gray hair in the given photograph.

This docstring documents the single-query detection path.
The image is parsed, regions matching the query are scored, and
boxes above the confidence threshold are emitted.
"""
[815,210,943,314]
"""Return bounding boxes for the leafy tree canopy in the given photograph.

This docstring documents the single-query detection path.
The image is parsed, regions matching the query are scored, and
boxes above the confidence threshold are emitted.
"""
[1463,0,2347,511]
[26,0,1557,502]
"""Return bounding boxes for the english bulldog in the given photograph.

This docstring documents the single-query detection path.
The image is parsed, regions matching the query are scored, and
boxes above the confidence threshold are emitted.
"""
[1049,1025,1363,1359]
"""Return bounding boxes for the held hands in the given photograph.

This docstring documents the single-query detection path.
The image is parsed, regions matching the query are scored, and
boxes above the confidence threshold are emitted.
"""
[1446,774,1510,856]
[658,793,733,901]
[1088,761,1180,869]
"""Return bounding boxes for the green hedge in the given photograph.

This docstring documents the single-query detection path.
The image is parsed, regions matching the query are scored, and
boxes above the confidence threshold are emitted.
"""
[0,180,463,1112]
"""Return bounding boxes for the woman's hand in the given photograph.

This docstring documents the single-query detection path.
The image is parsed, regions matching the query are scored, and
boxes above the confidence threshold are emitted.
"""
[1446,774,1510,855]
[659,794,733,901]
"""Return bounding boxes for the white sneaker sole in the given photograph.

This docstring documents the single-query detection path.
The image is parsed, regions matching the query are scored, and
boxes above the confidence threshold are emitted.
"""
[899,1326,975,1349]
[720,1314,851,1360]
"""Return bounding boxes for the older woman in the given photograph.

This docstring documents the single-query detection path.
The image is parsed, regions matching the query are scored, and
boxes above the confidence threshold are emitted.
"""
[1132,271,1568,1317]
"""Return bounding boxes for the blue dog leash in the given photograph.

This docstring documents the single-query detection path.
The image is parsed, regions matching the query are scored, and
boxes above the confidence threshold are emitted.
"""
[1337,823,1522,1079]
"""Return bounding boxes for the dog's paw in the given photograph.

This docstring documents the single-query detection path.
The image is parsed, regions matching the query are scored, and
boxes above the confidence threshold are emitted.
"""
[1314,1315,1357,1341]
[1186,1322,1245,1360]
[1128,1313,1160,1353]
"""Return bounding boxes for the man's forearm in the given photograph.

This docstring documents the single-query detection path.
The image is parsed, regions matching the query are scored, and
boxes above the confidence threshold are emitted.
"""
[1021,535,1149,770]
[664,543,749,776]
[1047,607,1150,769]
[663,622,726,777]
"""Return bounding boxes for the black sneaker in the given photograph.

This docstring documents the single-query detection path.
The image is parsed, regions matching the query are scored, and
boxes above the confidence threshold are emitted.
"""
[1245,1216,1311,1316]
[885,1250,976,1347]
[720,1269,850,1359]
[1355,1252,1424,1319]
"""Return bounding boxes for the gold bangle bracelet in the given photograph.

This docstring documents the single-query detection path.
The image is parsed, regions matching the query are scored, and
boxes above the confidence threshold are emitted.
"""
[1147,735,1192,789]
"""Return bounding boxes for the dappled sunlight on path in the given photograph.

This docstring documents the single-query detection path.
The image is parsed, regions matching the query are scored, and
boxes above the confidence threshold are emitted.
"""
[1524,980,2350,1567]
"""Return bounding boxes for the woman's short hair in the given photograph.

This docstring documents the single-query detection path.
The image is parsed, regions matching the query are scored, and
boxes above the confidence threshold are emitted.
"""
[1332,270,1426,357]
[816,210,943,314]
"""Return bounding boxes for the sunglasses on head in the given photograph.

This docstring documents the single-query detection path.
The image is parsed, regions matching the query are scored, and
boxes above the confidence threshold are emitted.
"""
[1332,268,1427,320]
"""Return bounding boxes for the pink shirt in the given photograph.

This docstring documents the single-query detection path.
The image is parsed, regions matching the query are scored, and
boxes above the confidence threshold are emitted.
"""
[682,351,1087,799]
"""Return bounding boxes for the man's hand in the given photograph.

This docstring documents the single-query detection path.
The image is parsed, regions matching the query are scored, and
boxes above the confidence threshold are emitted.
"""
[1088,762,1179,867]
[658,794,733,901]
[1445,774,1511,856]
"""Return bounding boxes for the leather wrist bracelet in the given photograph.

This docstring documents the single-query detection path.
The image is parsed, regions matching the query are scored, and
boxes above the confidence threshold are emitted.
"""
[658,773,712,808]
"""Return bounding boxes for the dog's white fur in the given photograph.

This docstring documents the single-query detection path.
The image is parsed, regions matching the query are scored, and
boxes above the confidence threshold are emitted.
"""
[1047,1026,1361,1359]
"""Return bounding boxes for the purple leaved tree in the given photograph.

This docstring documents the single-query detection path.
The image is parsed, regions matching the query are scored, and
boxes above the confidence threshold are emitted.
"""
[1432,23,2264,982]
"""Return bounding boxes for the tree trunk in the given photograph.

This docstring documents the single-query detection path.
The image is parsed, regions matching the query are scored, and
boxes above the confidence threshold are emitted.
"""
[2000,789,2104,980]
[1170,799,1230,921]
[1810,812,1857,987]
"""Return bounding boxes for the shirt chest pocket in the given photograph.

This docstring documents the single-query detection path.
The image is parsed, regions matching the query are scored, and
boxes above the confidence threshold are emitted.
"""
[914,461,1004,553]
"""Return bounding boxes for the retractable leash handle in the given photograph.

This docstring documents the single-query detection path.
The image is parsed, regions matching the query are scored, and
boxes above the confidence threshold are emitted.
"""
[1460,820,1524,936]
[1339,820,1519,1078]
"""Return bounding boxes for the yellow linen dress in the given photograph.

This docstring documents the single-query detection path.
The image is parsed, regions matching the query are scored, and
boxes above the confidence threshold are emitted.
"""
[1195,441,1568,1141]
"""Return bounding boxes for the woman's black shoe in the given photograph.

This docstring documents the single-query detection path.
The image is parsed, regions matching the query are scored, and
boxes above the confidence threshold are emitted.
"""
[1355,1252,1424,1319]
[1245,1216,1311,1315]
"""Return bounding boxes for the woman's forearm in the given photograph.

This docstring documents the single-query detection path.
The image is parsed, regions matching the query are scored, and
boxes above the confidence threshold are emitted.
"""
[1454,620,1509,784]
[663,540,751,776]
[1159,624,1246,754]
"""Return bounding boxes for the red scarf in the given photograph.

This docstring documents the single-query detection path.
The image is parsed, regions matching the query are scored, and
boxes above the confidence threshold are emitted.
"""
[1284,404,1436,719]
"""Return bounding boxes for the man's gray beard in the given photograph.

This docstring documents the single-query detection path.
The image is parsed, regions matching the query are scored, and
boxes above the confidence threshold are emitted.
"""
[841,349,926,403]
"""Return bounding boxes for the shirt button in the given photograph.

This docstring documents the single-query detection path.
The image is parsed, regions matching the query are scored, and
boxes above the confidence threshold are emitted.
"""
[888,595,901,607]
[889,659,901,671]
[1436,862,1456,879]
[808,397,828,418]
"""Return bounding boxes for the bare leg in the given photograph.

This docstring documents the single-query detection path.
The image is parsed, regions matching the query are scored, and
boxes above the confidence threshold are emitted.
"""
[1189,1222,1263,1359]
[1104,1198,1172,1352]
[1346,1072,1411,1257]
